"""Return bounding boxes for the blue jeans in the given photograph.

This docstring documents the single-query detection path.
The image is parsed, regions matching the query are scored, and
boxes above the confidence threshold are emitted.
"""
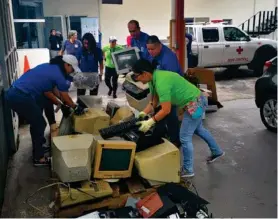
[5,87,46,160]
[180,96,223,174]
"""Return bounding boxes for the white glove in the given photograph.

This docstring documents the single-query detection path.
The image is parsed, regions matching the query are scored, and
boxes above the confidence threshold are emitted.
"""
[136,118,155,133]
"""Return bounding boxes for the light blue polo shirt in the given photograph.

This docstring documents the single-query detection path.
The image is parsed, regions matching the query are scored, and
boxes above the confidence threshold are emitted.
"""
[131,31,149,59]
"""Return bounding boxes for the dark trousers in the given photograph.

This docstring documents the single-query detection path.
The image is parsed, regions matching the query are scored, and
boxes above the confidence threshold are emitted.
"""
[5,87,46,160]
[44,98,56,125]
[166,105,180,145]
[105,67,119,93]
[77,85,99,97]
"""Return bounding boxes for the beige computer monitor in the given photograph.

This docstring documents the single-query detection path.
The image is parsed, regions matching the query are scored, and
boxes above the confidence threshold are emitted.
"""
[124,73,151,112]
[52,134,94,183]
[92,139,136,179]
[73,108,110,135]
[135,138,181,183]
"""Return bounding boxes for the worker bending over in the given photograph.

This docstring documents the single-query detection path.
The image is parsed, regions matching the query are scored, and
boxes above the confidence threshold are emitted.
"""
[146,35,183,75]
[146,35,183,146]
[5,55,85,166]
[132,59,224,178]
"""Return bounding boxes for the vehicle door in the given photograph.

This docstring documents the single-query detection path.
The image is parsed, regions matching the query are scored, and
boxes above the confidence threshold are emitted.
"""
[199,27,224,67]
[222,26,254,65]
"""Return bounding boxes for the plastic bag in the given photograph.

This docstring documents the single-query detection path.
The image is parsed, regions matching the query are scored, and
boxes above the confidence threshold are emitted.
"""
[72,72,100,89]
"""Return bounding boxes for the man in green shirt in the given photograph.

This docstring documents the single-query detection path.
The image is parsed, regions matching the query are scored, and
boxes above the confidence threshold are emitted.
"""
[131,59,224,178]
[102,36,123,98]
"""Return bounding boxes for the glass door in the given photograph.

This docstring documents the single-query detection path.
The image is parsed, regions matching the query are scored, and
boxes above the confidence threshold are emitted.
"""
[67,16,87,40]
[44,16,65,48]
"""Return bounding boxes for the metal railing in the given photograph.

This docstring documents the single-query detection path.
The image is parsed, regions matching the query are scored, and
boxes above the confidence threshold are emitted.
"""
[239,7,277,37]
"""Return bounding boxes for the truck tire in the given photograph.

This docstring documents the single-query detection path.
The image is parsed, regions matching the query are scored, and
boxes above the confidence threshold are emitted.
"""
[252,45,277,77]
[227,65,240,72]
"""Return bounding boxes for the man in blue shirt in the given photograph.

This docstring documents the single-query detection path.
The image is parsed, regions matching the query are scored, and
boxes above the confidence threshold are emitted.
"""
[146,35,183,146]
[128,20,149,59]
[146,35,183,76]
[5,55,85,166]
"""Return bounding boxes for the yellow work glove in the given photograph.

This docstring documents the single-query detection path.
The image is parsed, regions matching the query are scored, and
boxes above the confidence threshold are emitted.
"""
[137,111,147,119]
[136,118,156,133]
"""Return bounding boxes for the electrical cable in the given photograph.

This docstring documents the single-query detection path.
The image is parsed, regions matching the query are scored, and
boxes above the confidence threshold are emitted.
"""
[25,181,97,217]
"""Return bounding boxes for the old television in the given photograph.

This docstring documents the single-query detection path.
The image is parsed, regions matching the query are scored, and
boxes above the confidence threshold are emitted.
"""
[52,134,94,183]
[135,138,181,183]
[111,47,140,74]
[92,138,136,179]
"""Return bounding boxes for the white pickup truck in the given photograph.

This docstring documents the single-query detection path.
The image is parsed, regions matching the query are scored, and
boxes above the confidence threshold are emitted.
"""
[186,24,277,76]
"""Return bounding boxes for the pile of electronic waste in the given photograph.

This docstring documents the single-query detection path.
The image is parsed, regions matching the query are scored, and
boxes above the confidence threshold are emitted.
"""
[51,96,212,218]
[78,183,212,218]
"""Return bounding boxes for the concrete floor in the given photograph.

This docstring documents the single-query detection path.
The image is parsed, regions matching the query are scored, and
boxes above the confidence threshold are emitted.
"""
[1,71,277,217]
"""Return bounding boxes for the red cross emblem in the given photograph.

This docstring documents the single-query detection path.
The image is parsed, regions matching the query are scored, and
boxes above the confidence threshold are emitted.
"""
[236,46,243,54]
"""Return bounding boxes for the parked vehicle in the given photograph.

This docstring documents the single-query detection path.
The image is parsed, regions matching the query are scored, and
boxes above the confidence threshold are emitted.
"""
[255,57,277,132]
[186,24,277,76]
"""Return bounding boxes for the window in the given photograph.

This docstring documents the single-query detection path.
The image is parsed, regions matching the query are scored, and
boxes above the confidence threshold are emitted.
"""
[12,0,43,19]
[224,27,249,41]
[102,0,122,4]
[14,22,45,48]
[202,28,219,42]
[0,0,18,87]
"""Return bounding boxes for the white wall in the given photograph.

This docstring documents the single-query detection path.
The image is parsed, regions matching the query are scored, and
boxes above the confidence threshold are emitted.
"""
[101,0,277,45]
[100,0,171,45]
[43,0,277,45]
[43,0,99,17]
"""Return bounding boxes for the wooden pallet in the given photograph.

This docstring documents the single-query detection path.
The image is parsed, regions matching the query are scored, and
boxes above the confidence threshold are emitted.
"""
[54,177,160,218]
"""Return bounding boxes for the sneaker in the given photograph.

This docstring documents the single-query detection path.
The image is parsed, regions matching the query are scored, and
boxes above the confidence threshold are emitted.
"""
[33,157,50,167]
[207,152,225,163]
[108,90,112,96]
[180,170,195,178]
[113,93,117,99]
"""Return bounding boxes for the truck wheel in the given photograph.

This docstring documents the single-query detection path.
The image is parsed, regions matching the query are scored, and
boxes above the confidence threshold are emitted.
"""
[227,65,240,72]
[253,46,277,77]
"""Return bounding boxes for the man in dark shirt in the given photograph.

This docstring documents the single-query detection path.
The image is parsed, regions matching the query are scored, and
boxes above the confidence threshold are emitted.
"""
[49,29,63,58]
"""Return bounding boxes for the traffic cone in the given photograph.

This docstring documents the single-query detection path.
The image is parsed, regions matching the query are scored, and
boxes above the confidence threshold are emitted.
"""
[23,55,30,73]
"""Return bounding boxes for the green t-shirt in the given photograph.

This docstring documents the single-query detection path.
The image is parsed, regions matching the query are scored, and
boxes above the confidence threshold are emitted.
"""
[102,45,123,68]
[148,70,201,108]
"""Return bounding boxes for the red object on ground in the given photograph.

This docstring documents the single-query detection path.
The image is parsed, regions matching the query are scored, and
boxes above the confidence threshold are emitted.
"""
[136,192,163,218]
[126,35,132,47]
[23,55,30,73]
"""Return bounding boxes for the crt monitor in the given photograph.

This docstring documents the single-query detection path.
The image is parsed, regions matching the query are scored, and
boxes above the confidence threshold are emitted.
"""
[111,47,140,74]
[134,138,181,183]
[52,134,94,183]
[92,138,136,179]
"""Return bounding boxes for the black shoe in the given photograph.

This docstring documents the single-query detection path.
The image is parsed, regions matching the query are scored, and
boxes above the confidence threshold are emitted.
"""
[113,93,117,99]
[207,152,225,163]
[108,90,112,96]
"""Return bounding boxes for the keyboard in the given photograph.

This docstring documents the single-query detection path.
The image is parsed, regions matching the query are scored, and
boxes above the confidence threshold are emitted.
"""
[99,118,143,139]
